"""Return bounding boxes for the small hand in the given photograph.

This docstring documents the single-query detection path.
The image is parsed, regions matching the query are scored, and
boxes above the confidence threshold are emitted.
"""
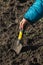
[19,18,28,30]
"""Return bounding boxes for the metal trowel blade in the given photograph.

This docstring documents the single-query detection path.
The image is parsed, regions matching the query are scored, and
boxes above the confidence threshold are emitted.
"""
[14,40,23,54]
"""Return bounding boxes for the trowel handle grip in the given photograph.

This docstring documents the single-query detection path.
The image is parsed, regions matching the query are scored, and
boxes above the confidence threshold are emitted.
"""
[18,29,23,40]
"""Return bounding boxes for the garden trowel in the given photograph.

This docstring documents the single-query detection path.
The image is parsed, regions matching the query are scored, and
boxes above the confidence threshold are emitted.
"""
[14,29,23,54]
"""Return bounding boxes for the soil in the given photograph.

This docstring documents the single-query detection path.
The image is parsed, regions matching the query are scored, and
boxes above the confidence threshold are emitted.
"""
[0,0,43,65]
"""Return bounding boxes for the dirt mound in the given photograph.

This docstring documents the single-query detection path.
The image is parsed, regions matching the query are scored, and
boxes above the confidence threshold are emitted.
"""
[0,0,43,65]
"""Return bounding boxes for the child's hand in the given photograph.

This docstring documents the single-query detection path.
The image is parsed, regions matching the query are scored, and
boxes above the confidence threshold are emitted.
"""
[19,18,28,29]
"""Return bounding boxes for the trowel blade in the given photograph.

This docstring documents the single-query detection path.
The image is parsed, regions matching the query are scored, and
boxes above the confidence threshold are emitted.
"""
[14,40,23,54]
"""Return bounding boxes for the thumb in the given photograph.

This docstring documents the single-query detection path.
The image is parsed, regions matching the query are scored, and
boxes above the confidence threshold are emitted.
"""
[19,22,23,30]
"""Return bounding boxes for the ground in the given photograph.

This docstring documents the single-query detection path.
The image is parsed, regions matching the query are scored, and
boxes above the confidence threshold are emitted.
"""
[0,0,43,65]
